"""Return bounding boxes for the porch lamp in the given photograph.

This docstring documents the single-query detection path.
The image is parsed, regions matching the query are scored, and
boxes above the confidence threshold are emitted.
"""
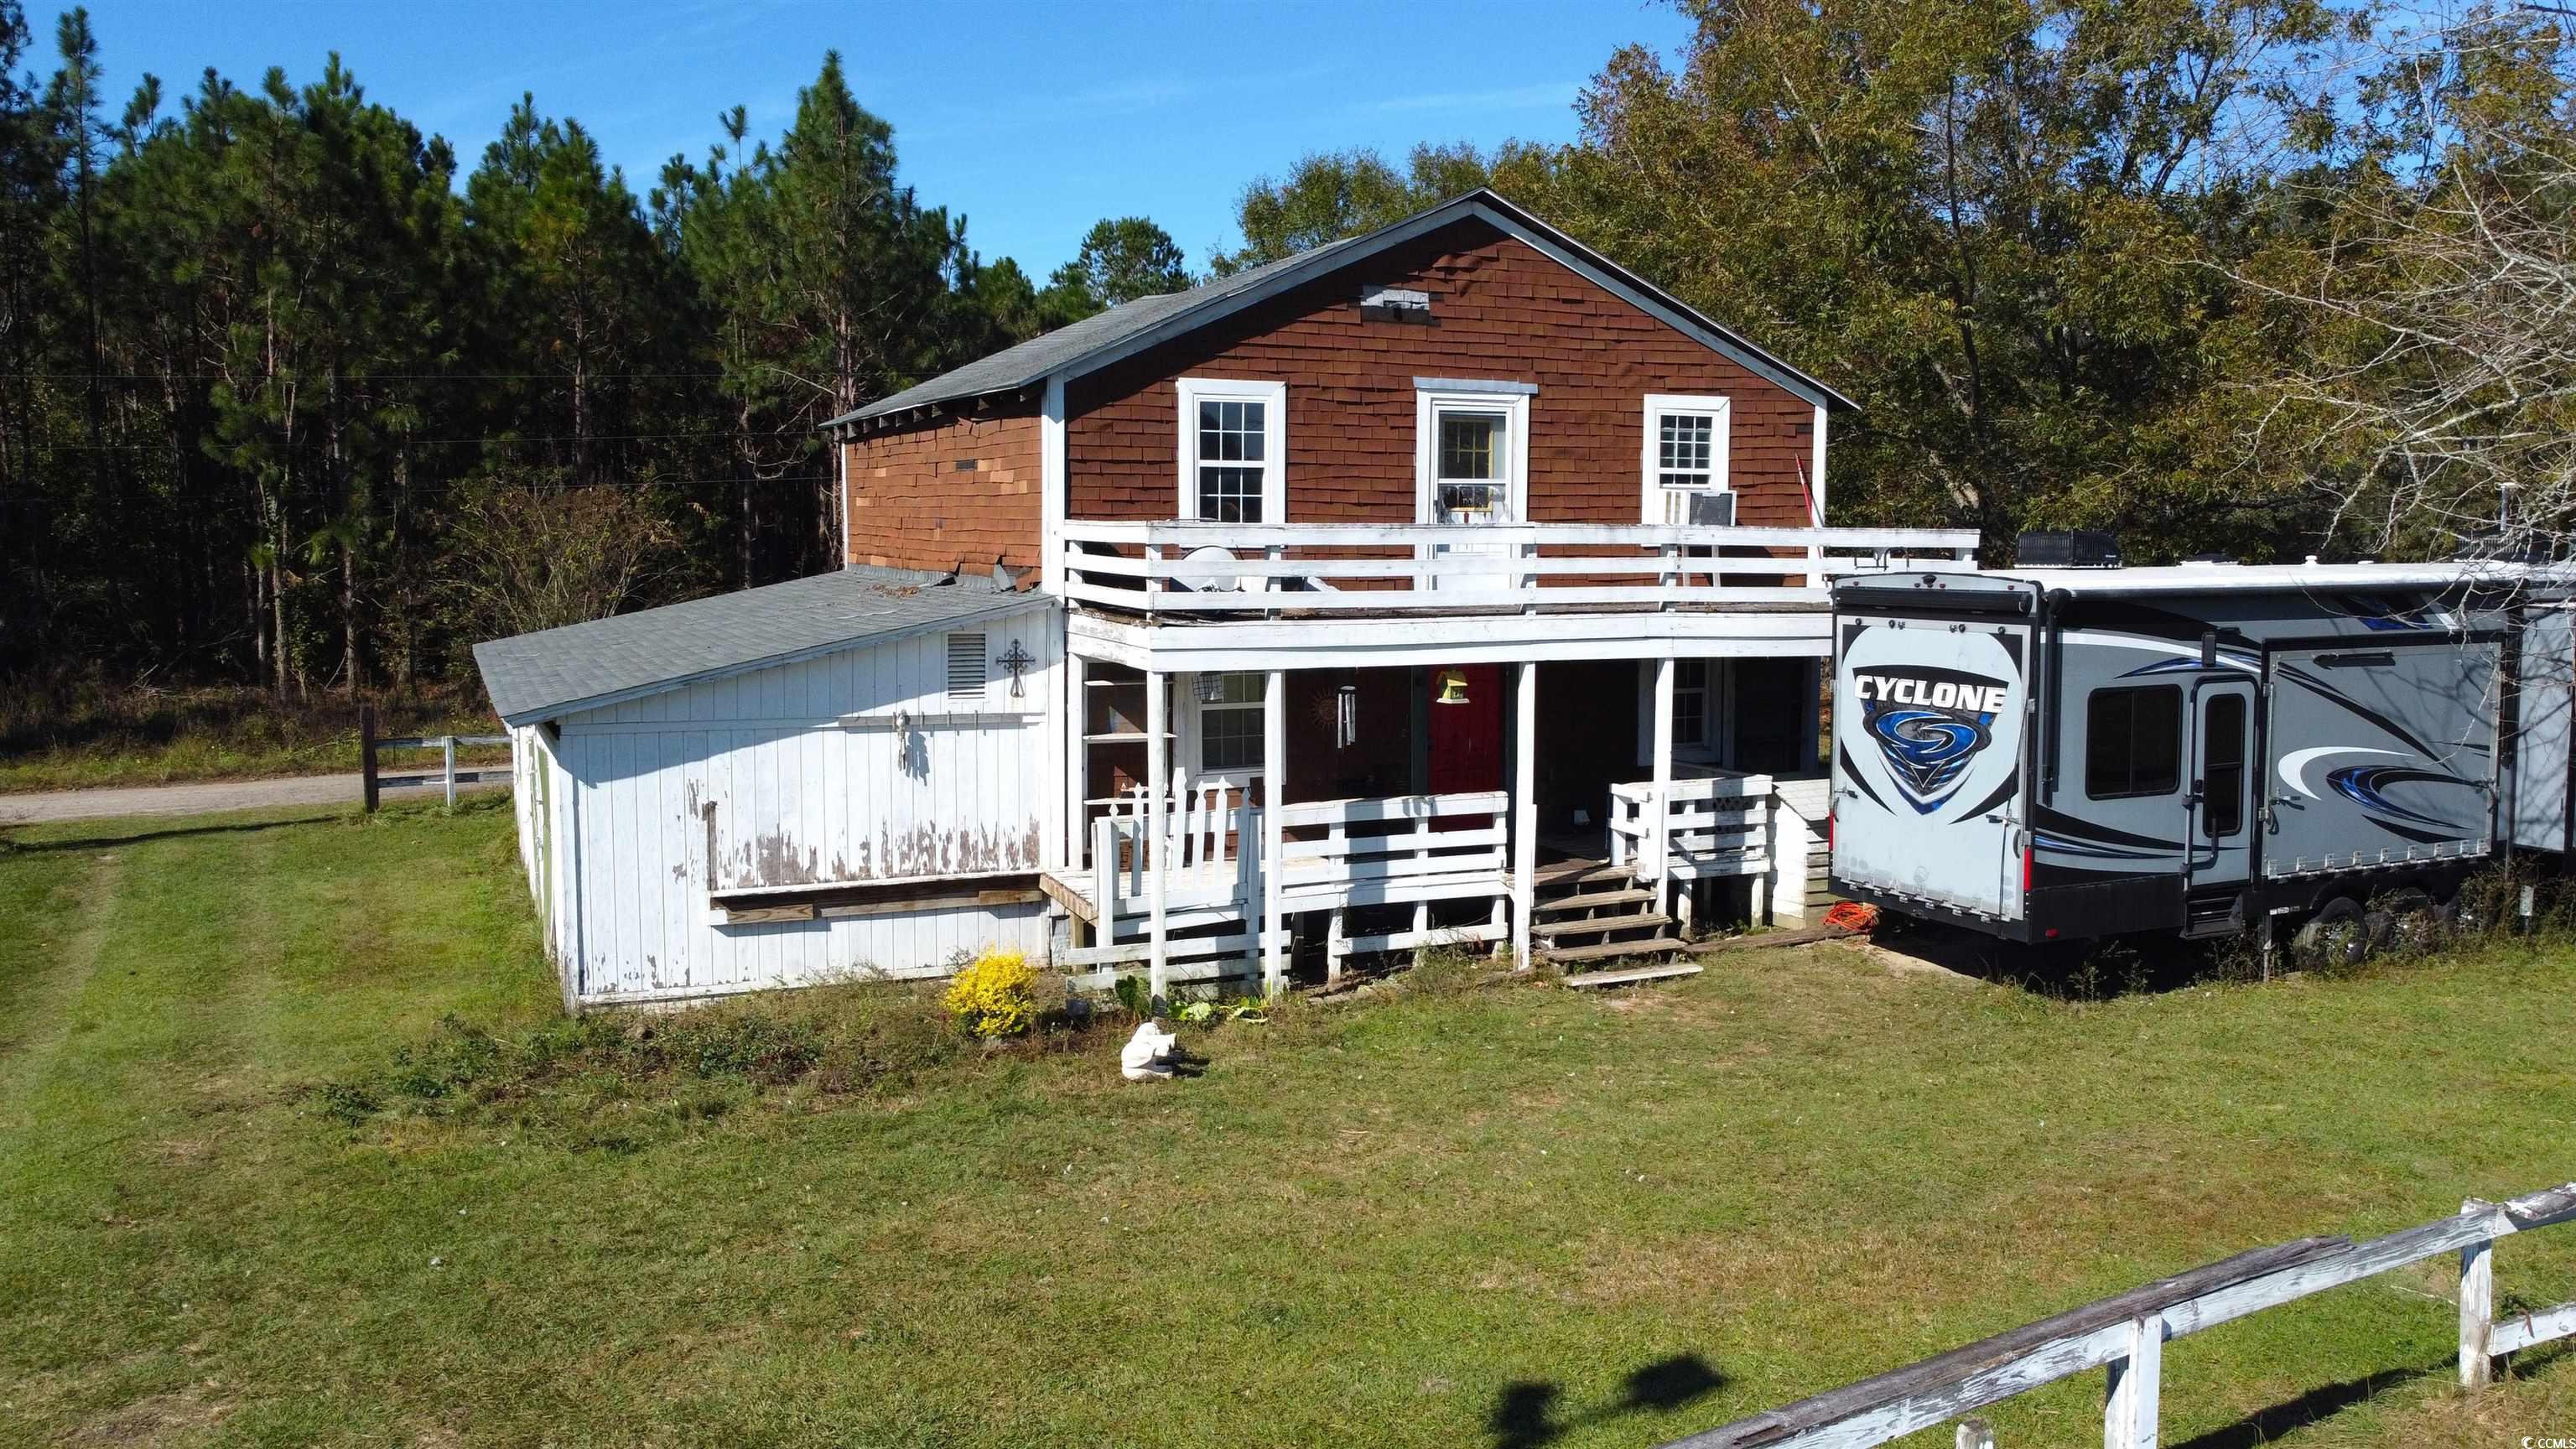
[1195,673,1228,704]
[1433,668,1472,706]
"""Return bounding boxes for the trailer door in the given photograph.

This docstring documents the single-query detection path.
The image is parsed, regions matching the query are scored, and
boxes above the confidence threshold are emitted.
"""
[2185,678,2257,891]
[1833,615,2033,921]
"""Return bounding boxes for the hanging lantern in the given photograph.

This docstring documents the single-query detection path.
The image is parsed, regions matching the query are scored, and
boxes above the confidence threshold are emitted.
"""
[1195,673,1228,704]
[1433,668,1471,706]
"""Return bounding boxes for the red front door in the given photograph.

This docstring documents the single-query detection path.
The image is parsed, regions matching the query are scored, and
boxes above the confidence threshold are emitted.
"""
[1427,664,1504,795]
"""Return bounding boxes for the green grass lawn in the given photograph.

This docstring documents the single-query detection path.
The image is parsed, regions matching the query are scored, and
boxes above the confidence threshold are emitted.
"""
[3,800,2573,1447]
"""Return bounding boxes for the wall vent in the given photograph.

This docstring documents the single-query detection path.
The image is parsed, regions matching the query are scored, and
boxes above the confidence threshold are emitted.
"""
[946,632,987,701]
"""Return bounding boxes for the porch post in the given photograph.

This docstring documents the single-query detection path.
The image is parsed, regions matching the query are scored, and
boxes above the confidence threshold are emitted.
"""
[1512,662,1539,970]
[1263,668,1286,996]
[1651,656,1676,895]
[1059,650,1086,870]
[1145,667,1170,1002]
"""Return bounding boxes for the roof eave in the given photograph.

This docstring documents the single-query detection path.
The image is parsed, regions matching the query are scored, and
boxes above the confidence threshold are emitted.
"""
[479,593,1046,728]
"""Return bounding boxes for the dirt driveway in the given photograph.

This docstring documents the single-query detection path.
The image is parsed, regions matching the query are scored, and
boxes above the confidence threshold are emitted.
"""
[0,771,508,825]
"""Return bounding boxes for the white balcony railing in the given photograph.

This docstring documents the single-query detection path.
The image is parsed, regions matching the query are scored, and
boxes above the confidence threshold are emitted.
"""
[1060,520,1979,617]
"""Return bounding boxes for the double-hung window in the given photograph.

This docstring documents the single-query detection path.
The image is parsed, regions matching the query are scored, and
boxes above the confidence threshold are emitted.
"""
[1640,394,1732,523]
[1176,378,1286,523]
[1187,672,1267,782]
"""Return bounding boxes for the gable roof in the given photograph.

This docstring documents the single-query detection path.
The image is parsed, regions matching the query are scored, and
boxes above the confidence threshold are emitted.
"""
[472,566,1043,728]
[825,190,1853,430]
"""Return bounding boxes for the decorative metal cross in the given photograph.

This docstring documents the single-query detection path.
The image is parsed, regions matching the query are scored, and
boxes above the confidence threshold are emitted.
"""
[997,639,1035,698]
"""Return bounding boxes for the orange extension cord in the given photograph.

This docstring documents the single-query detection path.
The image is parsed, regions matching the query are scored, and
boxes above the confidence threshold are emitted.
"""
[1821,901,1880,932]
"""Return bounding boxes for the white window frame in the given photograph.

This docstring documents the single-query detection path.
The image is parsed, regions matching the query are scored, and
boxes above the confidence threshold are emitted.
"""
[1176,377,1287,523]
[1178,670,1268,787]
[1639,393,1732,523]
[1413,385,1531,524]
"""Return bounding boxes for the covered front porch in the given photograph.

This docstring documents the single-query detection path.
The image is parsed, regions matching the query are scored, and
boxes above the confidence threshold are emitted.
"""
[1040,626,1831,995]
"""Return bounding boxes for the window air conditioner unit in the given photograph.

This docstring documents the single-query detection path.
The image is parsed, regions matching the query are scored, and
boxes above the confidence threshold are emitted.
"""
[1680,491,1736,527]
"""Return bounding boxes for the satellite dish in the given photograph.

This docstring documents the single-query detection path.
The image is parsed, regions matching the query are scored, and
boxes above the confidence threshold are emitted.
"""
[1173,545,1242,593]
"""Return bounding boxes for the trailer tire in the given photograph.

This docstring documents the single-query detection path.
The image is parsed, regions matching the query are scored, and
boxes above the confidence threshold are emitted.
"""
[2292,897,2369,971]
[2378,887,2444,955]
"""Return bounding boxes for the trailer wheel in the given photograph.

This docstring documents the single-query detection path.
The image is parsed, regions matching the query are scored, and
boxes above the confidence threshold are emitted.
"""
[2292,897,2370,971]
[2377,887,2444,955]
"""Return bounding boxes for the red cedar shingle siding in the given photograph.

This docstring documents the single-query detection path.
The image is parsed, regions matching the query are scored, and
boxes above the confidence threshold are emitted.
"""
[1066,218,1818,529]
[842,407,1043,574]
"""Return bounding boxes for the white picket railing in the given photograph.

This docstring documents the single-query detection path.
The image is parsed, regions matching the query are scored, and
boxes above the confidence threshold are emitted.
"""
[1060,788,1510,981]
[1610,773,1774,922]
[1061,520,1979,616]
[1272,792,1512,975]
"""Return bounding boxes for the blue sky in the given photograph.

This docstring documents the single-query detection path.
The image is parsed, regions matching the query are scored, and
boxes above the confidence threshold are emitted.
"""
[74,0,1692,277]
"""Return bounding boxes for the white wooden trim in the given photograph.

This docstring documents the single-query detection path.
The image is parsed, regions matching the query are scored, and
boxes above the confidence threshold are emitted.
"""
[1057,649,1085,870]
[1066,607,1836,673]
[1639,392,1732,524]
[1650,659,1675,888]
[1145,669,1169,999]
[1040,375,1067,594]
[1512,662,1537,970]
[1413,385,1531,525]
[1058,519,1971,549]
[1176,377,1287,524]
[1810,402,1831,527]
[835,433,851,566]
[1263,668,1286,995]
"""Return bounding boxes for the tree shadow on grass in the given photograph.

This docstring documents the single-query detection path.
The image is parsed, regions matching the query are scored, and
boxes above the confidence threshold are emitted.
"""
[0,813,341,854]
[2168,1364,2431,1449]
[1489,1353,1728,1449]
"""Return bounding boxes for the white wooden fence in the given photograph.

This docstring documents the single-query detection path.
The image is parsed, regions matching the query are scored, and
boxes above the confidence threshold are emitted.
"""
[1061,521,1980,615]
[1057,788,1510,984]
[1663,1180,2576,1449]
[359,705,508,812]
[1610,774,1774,924]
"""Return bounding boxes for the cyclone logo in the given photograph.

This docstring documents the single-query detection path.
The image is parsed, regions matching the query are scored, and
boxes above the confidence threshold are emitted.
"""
[1853,668,2009,814]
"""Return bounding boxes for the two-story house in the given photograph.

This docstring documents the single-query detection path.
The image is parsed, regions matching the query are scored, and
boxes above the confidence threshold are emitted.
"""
[475,191,1976,1009]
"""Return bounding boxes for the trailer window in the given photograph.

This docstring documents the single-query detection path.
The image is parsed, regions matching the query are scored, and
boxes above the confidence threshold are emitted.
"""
[2202,693,2246,837]
[2085,686,2181,799]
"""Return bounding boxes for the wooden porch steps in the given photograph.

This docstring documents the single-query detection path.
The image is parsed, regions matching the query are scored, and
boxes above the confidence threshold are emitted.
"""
[1563,961,1706,988]
[1529,855,1688,974]
[1533,858,1630,889]
[1534,886,1655,916]
[1534,912,1672,943]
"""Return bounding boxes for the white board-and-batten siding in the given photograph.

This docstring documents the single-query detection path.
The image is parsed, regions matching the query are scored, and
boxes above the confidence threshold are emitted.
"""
[527,601,1062,1006]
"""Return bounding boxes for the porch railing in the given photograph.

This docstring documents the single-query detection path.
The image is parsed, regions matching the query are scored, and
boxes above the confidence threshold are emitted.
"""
[1061,788,1511,983]
[1060,521,1980,617]
[1610,773,1774,922]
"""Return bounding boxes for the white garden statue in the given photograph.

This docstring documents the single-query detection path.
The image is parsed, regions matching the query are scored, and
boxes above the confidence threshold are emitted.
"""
[1120,1020,1178,1081]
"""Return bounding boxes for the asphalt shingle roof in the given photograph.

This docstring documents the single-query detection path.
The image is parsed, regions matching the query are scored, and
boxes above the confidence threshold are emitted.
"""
[472,568,1039,726]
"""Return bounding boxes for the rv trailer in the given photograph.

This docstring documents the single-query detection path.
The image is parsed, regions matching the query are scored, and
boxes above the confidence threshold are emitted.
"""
[1827,560,2576,958]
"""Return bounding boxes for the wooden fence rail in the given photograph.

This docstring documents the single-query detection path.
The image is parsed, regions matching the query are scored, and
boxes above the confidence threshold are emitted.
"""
[1661,1180,2576,1449]
[358,705,510,812]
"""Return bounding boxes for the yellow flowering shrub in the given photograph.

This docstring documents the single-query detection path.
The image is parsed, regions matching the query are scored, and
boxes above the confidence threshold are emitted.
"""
[943,946,1039,1038]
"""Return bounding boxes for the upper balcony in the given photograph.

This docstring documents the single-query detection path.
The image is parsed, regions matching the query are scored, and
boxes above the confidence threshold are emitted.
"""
[1060,519,1980,619]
